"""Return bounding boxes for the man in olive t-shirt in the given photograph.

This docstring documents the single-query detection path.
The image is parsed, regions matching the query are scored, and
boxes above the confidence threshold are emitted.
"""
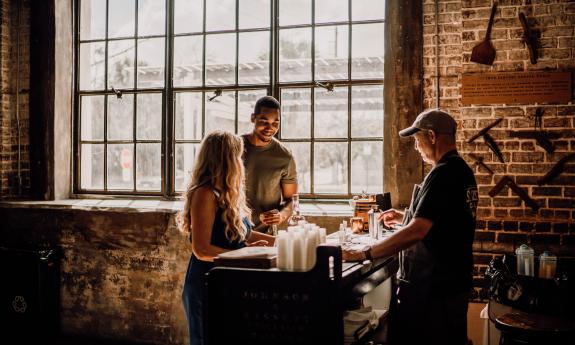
[242,96,298,233]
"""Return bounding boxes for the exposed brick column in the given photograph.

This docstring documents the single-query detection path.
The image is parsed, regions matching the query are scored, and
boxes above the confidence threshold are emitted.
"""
[423,0,575,301]
[0,0,31,199]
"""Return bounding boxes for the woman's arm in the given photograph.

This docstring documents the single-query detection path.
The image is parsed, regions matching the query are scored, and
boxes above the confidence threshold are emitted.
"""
[190,186,229,261]
[247,230,275,247]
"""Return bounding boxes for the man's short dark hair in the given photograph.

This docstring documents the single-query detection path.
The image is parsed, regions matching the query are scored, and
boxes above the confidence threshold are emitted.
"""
[253,96,280,115]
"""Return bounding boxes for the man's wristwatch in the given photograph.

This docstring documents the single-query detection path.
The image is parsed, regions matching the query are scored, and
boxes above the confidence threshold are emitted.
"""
[363,246,373,261]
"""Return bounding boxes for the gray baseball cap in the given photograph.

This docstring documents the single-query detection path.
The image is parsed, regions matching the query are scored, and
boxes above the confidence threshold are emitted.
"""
[399,109,457,137]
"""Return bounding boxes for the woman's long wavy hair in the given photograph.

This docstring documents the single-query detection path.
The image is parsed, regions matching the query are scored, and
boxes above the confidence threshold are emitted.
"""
[178,130,250,242]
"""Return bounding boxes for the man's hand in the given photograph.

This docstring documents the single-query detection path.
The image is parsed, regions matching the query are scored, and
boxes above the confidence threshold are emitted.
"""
[342,244,368,262]
[247,240,269,247]
[379,209,405,227]
[259,209,282,225]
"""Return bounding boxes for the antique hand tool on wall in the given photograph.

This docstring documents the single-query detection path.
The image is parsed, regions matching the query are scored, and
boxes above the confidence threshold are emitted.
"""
[519,12,538,64]
[471,2,498,65]
[468,153,494,175]
[509,130,560,154]
[467,118,505,163]
[510,108,561,153]
[489,175,540,211]
[537,153,575,185]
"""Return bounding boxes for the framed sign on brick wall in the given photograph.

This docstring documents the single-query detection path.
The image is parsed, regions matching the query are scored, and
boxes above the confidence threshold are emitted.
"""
[461,71,572,105]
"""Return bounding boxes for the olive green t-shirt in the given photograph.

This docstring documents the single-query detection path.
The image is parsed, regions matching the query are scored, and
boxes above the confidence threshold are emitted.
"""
[242,135,297,232]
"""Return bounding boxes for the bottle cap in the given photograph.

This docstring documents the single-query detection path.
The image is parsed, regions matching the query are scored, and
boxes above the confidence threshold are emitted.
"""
[515,244,534,255]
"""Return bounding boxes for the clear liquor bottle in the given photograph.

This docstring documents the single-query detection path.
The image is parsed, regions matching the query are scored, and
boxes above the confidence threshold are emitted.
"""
[287,194,306,226]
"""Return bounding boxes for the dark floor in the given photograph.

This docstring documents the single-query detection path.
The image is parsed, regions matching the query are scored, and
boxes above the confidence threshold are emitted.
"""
[6,335,153,345]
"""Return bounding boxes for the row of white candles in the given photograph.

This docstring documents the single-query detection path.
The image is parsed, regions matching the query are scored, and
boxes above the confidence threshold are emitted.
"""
[276,223,327,271]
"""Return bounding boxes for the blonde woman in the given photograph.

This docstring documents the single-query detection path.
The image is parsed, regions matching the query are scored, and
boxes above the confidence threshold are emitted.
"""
[179,130,274,345]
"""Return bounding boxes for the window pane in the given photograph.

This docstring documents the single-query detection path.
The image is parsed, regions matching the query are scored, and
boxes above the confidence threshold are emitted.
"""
[352,23,384,79]
[80,0,106,40]
[136,143,161,191]
[315,25,348,80]
[315,0,348,23]
[136,93,162,140]
[205,33,236,86]
[80,144,104,189]
[81,95,105,141]
[205,91,235,134]
[351,85,383,137]
[314,142,348,194]
[206,0,235,31]
[137,0,165,36]
[175,143,199,192]
[174,0,203,34]
[279,28,311,82]
[351,141,383,194]
[108,0,135,38]
[282,142,310,193]
[279,0,311,26]
[79,42,105,90]
[280,88,311,139]
[173,36,203,87]
[107,144,134,190]
[238,31,270,85]
[238,89,267,135]
[137,38,165,88]
[314,87,347,138]
[175,92,202,140]
[108,39,135,89]
[107,94,134,140]
[239,0,270,29]
[352,0,385,21]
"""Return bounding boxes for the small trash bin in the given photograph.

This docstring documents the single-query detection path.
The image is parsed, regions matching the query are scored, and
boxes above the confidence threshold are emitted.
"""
[0,247,61,339]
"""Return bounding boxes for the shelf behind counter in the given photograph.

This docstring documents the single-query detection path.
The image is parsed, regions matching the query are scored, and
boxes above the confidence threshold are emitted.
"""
[204,244,398,345]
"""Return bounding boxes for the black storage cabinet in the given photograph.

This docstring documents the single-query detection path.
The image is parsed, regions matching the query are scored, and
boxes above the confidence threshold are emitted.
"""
[0,247,60,339]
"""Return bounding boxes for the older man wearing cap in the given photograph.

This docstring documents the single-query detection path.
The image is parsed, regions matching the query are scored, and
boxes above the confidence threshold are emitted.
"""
[343,109,478,345]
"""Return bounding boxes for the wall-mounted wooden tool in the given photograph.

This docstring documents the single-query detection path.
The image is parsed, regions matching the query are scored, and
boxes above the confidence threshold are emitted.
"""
[509,130,561,154]
[467,118,505,163]
[468,153,494,175]
[489,175,540,211]
[537,153,575,185]
[471,2,498,65]
[519,12,538,64]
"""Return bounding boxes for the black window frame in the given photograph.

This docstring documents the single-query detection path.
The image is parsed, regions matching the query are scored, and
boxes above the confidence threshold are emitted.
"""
[73,0,386,199]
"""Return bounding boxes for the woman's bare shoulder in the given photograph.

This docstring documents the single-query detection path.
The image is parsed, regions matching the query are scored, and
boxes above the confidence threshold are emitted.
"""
[190,186,217,205]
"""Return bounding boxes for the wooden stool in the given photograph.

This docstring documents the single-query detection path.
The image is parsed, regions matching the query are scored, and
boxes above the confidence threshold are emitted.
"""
[488,300,575,345]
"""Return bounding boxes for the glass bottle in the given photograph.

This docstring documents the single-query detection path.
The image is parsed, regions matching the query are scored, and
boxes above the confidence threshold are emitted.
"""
[288,194,306,226]
[368,205,380,240]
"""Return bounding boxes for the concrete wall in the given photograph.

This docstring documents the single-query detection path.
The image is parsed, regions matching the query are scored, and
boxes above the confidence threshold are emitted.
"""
[1,205,189,344]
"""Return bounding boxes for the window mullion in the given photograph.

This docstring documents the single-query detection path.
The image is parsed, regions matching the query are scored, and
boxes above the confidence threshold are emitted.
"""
[165,0,175,196]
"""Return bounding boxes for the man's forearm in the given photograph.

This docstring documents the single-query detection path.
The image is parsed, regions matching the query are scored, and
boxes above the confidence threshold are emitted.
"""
[279,199,293,223]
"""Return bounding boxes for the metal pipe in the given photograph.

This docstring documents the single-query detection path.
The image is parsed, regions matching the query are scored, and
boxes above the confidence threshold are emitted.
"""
[435,0,440,108]
[15,0,23,195]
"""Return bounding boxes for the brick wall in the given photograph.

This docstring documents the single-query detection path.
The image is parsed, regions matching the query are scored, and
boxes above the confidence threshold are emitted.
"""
[0,0,30,199]
[423,0,575,300]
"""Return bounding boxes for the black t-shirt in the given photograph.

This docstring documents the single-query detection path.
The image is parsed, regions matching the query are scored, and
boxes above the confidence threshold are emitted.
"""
[399,150,478,297]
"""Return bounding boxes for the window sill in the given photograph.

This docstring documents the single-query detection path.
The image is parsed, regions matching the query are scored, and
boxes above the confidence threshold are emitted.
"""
[0,199,353,217]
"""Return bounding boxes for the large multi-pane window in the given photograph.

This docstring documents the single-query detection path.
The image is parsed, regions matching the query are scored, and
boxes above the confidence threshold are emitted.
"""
[75,0,385,197]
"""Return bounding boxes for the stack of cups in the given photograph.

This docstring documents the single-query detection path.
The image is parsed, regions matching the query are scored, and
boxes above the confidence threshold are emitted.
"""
[276,223,327,271]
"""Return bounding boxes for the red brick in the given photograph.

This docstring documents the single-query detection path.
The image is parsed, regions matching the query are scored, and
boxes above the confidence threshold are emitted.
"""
[530,234,560,246]
[475,231,495,242]
[497,232,528,244]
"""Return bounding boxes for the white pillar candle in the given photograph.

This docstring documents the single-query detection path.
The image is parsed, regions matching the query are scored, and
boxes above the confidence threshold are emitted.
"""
[319,228,327,244]
[292,231,305,271]
[276,231,288,270]
[306,228,319,270]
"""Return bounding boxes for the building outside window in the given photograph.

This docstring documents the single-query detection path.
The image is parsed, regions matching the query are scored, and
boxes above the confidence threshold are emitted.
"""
[76,0,386,198]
